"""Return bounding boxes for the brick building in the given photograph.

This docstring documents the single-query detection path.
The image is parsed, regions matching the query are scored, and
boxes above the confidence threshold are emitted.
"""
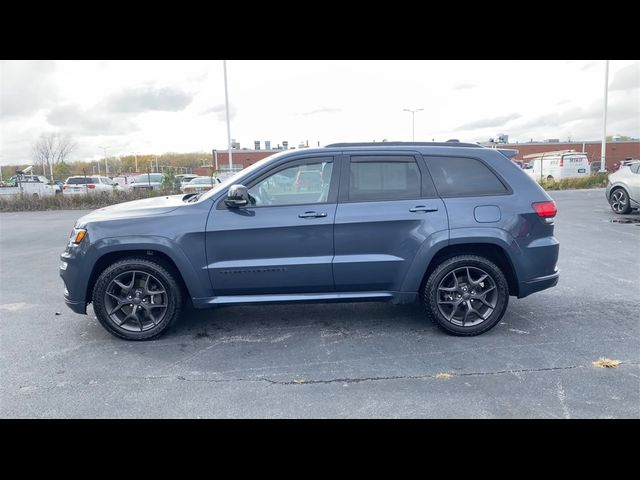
[193,149,279,176]
[493,141,639,171]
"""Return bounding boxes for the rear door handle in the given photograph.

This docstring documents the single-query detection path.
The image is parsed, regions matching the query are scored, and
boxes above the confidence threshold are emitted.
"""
[409,206,439,213]
[298,211,327,218]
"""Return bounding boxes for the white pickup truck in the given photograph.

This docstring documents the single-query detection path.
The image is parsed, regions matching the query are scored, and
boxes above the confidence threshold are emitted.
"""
[0,175,59,199]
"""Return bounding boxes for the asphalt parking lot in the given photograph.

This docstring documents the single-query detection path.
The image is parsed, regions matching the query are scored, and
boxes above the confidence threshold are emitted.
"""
[1,188,639,418]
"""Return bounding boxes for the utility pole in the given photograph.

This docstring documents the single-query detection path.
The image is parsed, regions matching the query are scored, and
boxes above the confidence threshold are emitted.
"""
[133,152,138,173]
[223,60,233,173]
[599,60,609,173]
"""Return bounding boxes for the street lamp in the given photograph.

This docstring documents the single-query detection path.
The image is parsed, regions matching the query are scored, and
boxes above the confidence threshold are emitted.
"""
[599,60,609,173]
[403,108,424,141]
[99,146,110,176]
[223,60,233,173]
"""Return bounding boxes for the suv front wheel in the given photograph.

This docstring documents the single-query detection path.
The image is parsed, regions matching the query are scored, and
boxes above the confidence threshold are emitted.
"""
[424,255,509,336]
[92,257,182,340]
[609,187,632,214]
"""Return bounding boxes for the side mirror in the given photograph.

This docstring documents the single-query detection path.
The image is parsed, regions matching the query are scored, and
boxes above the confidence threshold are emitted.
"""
[225,184,249,208]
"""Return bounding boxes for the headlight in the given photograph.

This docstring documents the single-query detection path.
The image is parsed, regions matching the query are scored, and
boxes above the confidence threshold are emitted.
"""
[70,228,87,244]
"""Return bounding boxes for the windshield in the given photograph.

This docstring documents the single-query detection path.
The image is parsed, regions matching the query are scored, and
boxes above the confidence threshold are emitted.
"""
[191,177,214,184]
[196,151,289,202]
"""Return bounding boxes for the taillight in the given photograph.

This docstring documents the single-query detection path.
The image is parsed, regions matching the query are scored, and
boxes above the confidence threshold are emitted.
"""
[559,158,564,167]
[87,184,96,189]
[532,201,557,218]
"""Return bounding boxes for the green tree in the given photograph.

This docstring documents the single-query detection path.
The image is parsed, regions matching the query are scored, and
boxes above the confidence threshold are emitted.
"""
[53,161,72,180]
[160,167,177,193]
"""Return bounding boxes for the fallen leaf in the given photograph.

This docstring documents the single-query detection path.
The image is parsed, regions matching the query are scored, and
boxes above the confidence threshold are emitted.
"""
[294,379,305,384]
[592,358,622,368]
[434,373,452,379]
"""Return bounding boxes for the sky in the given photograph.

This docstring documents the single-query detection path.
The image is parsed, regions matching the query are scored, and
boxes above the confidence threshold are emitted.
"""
[0,60,638,165]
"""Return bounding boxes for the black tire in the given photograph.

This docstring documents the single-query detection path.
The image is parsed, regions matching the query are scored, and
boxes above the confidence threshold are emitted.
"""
[609,187,632,214]
[546,175,554,181]
[92,257,182,340]
[423,255,509,336]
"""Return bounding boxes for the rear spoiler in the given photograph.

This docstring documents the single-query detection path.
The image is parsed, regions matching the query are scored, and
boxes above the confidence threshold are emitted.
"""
[496,149,519,159]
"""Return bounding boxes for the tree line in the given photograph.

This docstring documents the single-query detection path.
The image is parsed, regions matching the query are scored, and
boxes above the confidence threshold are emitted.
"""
[2,133,213,181]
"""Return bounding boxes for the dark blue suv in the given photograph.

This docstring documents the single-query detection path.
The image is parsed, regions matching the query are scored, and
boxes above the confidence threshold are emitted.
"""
[60,142,559,340]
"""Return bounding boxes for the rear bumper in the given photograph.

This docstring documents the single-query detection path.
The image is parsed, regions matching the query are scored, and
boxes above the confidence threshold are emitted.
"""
[517,270,559,298]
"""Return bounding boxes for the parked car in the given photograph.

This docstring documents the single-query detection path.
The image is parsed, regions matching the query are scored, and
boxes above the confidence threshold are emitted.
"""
[8,174,61,195]
[523,150,590,181]
[176,174,198,185]
[294,170,322,192]
[129,173,164,190]
[60,141,559,340]
[605,160,640,214]
[0,179,56,199]
[180,176,216,194]
[63,176,120,195]
[112,175,137,191]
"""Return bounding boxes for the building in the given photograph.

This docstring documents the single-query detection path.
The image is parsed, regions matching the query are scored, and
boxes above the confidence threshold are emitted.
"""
[489,140,639,171]
[192,149,279,176]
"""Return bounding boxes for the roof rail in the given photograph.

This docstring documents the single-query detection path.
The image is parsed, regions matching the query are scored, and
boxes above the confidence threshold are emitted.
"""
[324,141,482,148]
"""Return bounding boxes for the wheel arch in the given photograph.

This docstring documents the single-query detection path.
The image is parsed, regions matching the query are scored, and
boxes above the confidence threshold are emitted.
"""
[403,232,520,298]
[420,243,519,297]
[84,236,205,305]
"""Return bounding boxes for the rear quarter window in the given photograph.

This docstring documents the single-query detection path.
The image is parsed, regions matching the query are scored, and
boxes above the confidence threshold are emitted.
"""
[427,156,508,197]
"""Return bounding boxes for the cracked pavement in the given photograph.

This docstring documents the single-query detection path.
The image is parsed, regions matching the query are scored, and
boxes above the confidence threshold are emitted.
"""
[1,188,639,418]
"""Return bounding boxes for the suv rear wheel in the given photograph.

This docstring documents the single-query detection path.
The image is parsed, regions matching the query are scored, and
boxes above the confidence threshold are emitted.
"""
[92,257,182,340]
[423,255,509,336]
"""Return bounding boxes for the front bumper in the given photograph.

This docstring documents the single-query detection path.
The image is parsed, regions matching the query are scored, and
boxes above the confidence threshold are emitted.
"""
[60,242,92,315]
[64,296,87,314]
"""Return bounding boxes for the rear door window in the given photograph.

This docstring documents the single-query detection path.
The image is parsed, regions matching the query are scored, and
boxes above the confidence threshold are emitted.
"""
[347,156,423,202]
[426,156,508,197]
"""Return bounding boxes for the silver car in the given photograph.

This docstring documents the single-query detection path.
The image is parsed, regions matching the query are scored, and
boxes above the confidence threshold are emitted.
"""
[606,160,640,214]
[129,173,164,190]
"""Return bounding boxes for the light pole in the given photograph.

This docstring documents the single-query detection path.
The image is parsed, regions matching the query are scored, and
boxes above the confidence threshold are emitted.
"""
[100,146,109,176]
[403,108,424,141]
[599,60,609,173]
[223,60,233,173]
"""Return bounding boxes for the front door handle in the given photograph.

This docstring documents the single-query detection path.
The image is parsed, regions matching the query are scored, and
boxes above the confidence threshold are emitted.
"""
[409,206,439,213]
[298,211,327,218]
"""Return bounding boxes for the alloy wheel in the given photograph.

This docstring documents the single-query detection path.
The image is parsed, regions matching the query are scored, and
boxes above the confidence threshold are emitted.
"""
[436,266,498,327]
[104,270,168,332]
[610,189,627,213]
